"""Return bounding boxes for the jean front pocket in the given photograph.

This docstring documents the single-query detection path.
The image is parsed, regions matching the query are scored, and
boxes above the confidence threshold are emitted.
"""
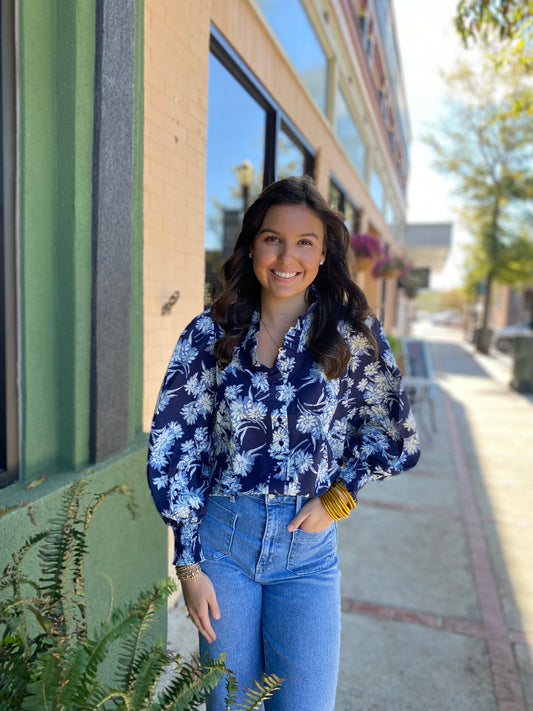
[199,497,237,561]
[287,523,338,575]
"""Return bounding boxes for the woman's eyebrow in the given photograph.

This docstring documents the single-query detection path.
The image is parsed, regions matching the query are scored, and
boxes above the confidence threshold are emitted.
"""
[258,227,320,239]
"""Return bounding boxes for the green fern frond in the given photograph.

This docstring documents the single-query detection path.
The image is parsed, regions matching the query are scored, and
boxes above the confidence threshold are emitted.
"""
[0,639,31,710]
[154,655,228,711]
[127,645,169,709]
[37,480,87,633]
[232,673,284,711]
[91,688,131,710]
[115,580,174,691]
[53,643,92,710]
[21,645,66,711]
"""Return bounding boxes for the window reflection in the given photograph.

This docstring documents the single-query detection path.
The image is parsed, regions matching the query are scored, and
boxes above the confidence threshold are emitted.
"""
[329,178,360,233]
[335,87,366,178]
[204,54,266,306]
[370,169,384,210]
[277,128,306,179]
[329,182,342,211]
[256,0,328,113]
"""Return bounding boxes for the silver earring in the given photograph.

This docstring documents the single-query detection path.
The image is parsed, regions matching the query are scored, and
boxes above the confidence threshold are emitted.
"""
[249,252,253,259]
[320,260,324,265]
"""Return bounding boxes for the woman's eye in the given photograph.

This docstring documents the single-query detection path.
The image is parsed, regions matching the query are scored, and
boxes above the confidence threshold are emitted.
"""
[265,235,279,242]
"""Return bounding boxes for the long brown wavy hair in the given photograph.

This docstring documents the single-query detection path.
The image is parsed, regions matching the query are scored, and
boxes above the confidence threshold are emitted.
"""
[211,175,377,379]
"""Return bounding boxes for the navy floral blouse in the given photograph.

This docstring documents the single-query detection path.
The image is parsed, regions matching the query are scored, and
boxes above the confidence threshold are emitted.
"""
[147,298,420,565]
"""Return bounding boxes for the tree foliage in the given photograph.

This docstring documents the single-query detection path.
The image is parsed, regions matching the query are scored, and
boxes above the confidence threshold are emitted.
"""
[424,54,533,350]
[455,0,533,73]
[455,0,533,44]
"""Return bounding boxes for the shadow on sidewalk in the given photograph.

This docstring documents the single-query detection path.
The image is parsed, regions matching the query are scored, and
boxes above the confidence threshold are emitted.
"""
[335,337,532,710]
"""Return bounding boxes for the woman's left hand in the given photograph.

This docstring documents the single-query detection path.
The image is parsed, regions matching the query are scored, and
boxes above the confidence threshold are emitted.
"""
[287,497,333,533]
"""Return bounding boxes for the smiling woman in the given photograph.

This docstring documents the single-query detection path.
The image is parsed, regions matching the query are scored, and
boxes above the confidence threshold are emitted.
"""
[147,176,420,711]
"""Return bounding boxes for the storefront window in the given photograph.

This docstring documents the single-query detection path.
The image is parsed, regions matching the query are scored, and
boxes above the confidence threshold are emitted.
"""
[335,87,366,178]
[276,127,306,179]
[344,201,360,234]
[370,169,384,210]
[329,182,342,211]
[204,53,266,306]
[256,0,328,114]
[329,178,360,233]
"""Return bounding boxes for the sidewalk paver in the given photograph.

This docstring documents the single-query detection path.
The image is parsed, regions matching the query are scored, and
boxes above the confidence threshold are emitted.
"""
[167,323,533,710]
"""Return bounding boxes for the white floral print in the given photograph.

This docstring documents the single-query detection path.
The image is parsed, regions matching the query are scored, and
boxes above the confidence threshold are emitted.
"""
[147,297,420,564]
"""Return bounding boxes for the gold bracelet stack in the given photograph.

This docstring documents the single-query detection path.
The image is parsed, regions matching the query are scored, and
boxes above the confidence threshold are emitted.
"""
[175,563,201,581]
[319,480,356,521]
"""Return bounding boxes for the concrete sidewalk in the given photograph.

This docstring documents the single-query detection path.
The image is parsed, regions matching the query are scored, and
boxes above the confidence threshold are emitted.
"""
[167,323,533,710]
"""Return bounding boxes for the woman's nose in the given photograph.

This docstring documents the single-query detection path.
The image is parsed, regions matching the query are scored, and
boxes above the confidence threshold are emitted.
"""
[278,242,294,261]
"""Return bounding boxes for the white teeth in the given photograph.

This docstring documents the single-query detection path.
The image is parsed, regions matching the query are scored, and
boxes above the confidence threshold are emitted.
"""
[273,270,297,278]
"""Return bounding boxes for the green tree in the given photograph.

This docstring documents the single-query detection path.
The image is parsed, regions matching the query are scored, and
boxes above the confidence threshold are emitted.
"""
[424,56,533,352]
[455,0,533,44]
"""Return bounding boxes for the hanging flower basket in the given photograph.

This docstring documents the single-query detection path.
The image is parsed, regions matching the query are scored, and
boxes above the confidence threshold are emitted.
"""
[371,254,410,280]
[350,234,383,272]
[355,256,374,272]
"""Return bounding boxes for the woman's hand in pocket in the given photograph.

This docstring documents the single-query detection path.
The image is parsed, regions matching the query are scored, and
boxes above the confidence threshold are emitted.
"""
[286,496,333,533]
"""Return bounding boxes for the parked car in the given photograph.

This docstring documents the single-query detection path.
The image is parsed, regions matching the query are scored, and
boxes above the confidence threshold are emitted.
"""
[431,309,463,327]
[492,317,533,353]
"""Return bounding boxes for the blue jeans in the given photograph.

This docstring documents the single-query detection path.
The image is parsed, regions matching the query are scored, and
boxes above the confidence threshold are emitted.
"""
[198,494,341,711]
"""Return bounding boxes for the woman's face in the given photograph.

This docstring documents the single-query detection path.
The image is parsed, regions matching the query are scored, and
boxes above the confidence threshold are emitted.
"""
[250,203,326,309]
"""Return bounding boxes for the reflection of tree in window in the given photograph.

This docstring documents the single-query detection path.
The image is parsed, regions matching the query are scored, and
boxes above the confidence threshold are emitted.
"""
[329,183,342,211]
[204,52,266,306]
[277,131,305,179]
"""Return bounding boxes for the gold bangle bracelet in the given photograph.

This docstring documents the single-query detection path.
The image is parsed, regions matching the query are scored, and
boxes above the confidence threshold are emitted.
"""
[175,563,201,581]
[331,481,355,510]
[319,481,356,521]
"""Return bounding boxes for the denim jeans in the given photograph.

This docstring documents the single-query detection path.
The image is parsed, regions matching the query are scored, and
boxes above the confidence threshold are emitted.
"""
[198,494,341,711]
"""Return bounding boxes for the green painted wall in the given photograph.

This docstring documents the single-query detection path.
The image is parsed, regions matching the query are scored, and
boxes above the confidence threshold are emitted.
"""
[18,0,95,481]
[0,440,168,645]
[3,0,167,664]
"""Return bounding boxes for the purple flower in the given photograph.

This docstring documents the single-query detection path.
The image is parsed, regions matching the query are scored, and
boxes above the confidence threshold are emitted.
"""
[350,234,383,259]
[371,255,410,279]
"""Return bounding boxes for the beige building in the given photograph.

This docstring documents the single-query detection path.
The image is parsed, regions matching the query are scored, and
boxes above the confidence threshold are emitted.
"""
[143,0,411,429]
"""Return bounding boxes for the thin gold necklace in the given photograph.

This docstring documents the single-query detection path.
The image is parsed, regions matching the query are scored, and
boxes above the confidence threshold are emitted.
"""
[260,317,283,352]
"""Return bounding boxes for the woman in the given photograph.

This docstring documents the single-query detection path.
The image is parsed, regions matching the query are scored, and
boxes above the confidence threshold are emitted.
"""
[147,176,420,710]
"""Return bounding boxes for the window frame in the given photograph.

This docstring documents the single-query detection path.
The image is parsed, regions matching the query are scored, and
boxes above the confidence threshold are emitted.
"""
[329,175,361,234]
[209,27,315,189]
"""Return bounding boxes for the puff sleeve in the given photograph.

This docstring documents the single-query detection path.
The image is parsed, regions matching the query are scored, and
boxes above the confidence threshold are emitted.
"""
[339,317,420,497]
[147,312,220,565]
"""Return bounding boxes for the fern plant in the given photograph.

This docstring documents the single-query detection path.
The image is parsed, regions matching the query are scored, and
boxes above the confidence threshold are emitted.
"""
[0,480,282,710]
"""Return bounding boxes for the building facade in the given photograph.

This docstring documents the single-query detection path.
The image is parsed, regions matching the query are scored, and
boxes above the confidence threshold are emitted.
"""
[0,0,166,654]
[143,0,412,429]
[1,0,410,656]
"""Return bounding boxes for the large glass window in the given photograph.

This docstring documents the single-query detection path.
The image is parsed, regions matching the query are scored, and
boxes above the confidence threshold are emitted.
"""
[256,0,328,114]
[370,169,384,210]
[335,87,366,178]
[329,177,360,234]
[276,124,311,179]
[205,33,315,306]
[204,53,267,306]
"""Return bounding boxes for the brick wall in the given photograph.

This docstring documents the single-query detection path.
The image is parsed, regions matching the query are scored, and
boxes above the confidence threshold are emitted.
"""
[143,0,211,429]
[143,0,404,429]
